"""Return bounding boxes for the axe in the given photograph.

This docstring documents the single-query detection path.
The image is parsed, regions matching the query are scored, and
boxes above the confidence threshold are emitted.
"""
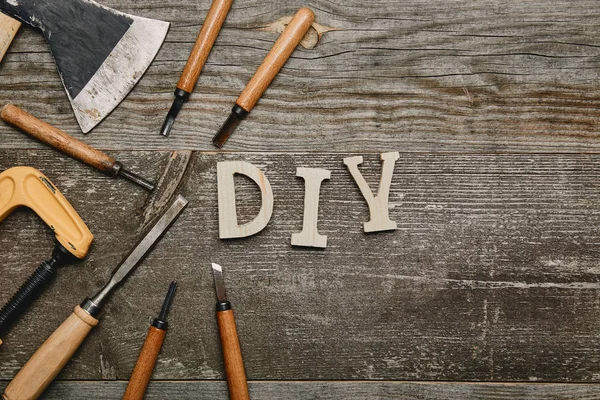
[0,1,169,133]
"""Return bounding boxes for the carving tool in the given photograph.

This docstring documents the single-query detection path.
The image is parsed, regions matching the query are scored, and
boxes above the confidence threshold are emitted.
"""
[0,0,169,133]
[0,13,20,62]
[160,0,233,137]
[212,263,250,400]
[0,166,93,345]
[122,281,177,400]
[3,195,188,400]
[212,7,315,148]
[0,104,155,191]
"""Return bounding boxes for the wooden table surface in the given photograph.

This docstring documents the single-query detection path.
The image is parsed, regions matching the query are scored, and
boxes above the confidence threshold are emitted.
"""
[1,0,600,398]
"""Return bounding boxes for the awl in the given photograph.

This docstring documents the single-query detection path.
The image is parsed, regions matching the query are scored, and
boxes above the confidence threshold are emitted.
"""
[3,195,188,400]
[212,263,250,400]
[161,0,233,137]
[122,281,177,400]
[0,104,155,191]
[212,8,315,148]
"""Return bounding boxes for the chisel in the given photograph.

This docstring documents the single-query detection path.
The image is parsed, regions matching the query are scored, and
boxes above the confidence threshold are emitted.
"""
[3,195,188,400]
[212,8,315,148]
[212,263,250,400]
[0,104,155,191]
[160,0,233,137]
[122,281,177,400]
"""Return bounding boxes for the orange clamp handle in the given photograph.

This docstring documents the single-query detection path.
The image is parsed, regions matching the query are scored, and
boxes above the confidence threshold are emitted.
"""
[0,166,93,258]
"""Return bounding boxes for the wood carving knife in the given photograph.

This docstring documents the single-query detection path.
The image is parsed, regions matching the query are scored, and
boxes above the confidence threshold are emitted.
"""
[0,13,20,63]
[161,0,233,137]
[2,195,188,400]
[212,8,315,148]
[212,263,250,400]
[122,281,177,400]
[0,0,169,133]
[0,104,155,191]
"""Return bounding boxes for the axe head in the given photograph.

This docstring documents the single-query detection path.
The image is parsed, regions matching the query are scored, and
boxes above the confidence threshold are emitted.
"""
[1,0,170,133]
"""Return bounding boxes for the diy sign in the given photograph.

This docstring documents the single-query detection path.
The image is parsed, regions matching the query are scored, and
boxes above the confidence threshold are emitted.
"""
[217,152,400,248]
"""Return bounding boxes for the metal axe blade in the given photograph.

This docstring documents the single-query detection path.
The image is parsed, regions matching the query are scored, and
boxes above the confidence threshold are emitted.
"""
[0,0,170,133]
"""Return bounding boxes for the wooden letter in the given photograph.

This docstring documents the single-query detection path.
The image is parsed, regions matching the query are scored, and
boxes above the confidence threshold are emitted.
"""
[291,167,331,248]
[217,161,274,239]
[344,152,399,233]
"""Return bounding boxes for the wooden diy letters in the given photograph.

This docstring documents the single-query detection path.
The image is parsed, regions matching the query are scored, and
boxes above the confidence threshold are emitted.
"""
[216,152,399,246]
[291,167,331,248]
[344,152,399,233]
[217,161,274,239]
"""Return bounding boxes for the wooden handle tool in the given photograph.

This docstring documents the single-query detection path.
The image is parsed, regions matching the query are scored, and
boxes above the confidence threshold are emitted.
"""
[2,196,188,400]
[3,306,99,400]
[122,281,177,400]
[0,13,20,63]
[212,263,250,400]
[0,104,155,191]
[212,7,315,148]
[160,0,233,137]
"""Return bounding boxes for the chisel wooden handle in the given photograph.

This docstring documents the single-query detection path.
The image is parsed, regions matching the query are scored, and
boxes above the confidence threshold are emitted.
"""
[177,0,233,92]
[3,305,99,400]
[0,104,118,174]
[217,308,250,400]
[0,13,20,63]
[236,7,314,112]
[122,326,166,400]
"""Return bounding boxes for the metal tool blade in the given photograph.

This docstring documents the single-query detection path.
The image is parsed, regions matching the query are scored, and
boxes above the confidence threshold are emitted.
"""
[158,281,178,321]
[211,263,227,303]
[90,195,188,307]
[70,15,170,133]
[212,112,242,148]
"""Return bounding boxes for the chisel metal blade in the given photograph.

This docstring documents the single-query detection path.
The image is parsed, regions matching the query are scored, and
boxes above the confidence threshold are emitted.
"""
[211,263,227,303]
[90,195,188,307]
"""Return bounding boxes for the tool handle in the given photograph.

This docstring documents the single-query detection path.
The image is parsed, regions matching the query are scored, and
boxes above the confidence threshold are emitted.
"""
[177,0,233,93]
[122,326,166,400]
[3,305,98,400]
[217,308,250,400]
[236,7,314,112]
[0,13,20,62]
[0,104,118,174]
[0,260,57,337]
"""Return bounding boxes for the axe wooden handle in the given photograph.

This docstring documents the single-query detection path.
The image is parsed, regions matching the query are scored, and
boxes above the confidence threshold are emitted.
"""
[0,13,20,62]
[217,309,250,400]
[236,7,314,112]
[0,104,118,173]
[177,0,233,92]
[3,306,99,400]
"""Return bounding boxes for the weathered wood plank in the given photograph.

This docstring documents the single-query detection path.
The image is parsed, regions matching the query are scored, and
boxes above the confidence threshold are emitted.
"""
[1,0,599,152]
[2,150,600,382]
[1,380,599,400]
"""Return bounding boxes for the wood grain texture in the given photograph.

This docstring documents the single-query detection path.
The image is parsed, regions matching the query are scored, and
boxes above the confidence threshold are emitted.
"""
[217,309,249,400]
[2,381,600,400]
[0,14,20,63]
[2,150,600,383]
[0,105,117,173]
[122,326,166,400]
[177,0,233,92]
[236,7,314,112]
[1,0,599,152]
